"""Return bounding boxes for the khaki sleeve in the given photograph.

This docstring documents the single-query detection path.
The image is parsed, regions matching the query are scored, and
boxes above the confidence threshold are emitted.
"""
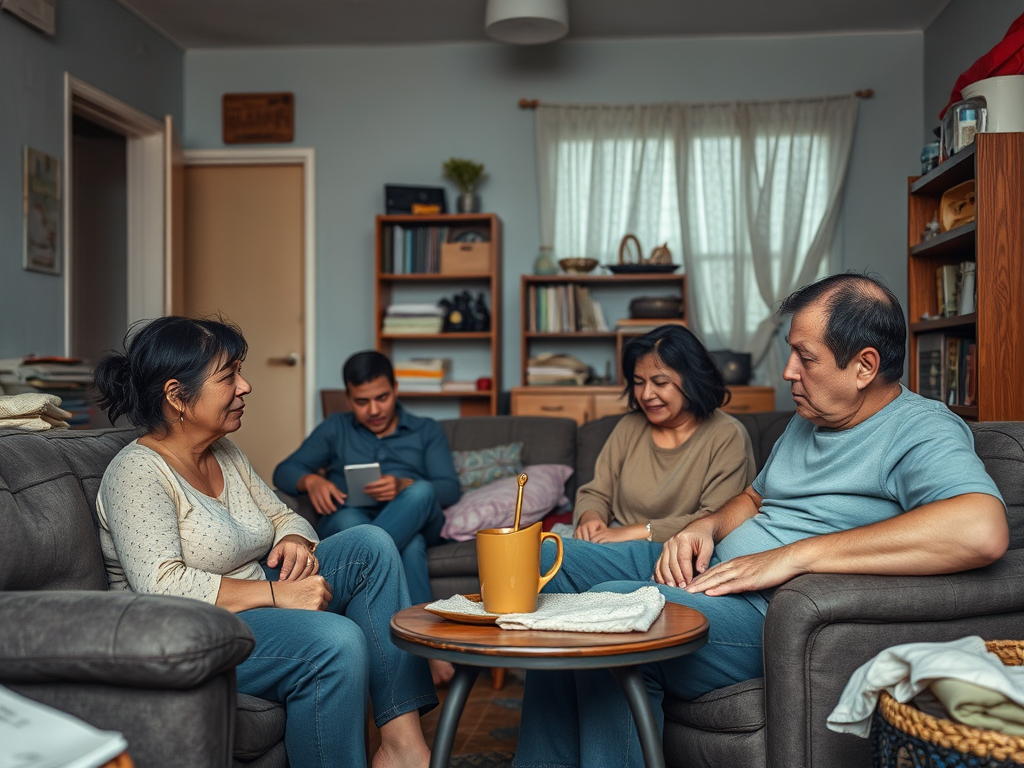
[573,420,632,528]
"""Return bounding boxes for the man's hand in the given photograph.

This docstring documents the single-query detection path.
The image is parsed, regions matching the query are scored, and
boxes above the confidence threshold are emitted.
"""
[685,546,808,596]
[655,523,716,588]
[267,534,319,581]
[575,511,608,542]
[300,474,346,516]
[364,475,413,503]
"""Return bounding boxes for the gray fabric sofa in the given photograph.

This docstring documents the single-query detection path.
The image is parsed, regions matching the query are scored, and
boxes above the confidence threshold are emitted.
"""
[4,412,1024,768]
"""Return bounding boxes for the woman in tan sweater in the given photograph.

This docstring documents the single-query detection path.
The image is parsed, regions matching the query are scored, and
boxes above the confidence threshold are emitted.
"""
[573,324,756,545]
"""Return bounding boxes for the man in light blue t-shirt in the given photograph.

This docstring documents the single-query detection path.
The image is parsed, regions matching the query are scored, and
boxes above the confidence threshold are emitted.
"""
[514,273,1009,768]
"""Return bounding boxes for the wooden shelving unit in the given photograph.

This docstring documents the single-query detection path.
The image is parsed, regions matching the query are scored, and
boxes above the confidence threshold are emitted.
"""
[906,132,1024,421]
[519,272,687,387]
[374,213,501,417]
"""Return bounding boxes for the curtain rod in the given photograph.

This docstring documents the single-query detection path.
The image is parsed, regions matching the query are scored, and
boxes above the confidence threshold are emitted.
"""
[518,89,874,109]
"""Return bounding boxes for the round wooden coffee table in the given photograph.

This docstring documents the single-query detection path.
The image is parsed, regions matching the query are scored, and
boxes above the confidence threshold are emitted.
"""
[391,602,709,768]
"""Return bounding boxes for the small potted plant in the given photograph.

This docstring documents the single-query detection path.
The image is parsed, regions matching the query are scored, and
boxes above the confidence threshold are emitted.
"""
[442,158,487,213]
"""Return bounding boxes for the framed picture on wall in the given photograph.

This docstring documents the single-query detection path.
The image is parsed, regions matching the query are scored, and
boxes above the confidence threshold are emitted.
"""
[23,146,61,275]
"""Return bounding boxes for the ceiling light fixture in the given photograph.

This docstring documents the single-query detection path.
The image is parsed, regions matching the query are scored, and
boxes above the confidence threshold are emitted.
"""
[485,0,569,45]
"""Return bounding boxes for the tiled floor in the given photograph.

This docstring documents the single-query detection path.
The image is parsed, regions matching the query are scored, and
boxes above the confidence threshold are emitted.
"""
[368,670,523,762]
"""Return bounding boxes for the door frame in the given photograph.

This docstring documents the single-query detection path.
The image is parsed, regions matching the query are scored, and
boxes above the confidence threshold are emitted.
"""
[63,74,167,355]
[183,148,317,434]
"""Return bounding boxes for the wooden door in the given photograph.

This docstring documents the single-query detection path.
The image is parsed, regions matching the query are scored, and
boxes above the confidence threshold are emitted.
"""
[183,164,305,483]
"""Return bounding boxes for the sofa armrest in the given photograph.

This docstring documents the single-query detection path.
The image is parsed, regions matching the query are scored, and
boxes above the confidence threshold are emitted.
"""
[762,550,1024,768]
[276,489,317,527]
[0,591,254,689]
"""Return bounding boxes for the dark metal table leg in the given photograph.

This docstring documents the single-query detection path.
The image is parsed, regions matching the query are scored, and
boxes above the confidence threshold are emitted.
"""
[429,664,482,768]
[612,666,666,768]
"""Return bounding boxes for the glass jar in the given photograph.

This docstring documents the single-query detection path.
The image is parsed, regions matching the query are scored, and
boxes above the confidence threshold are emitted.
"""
[533,246,558,275]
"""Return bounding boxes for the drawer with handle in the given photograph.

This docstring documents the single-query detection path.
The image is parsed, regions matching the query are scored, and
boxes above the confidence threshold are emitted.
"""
[512,393,591,425]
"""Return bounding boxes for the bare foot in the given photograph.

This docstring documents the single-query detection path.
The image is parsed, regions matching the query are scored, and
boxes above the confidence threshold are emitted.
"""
[429,658,455,688]
[374,711,430,768]
[372,739,430,768]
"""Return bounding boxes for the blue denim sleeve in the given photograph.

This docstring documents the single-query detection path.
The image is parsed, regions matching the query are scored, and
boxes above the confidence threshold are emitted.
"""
[272,416,345,495]
[420,420,461,507]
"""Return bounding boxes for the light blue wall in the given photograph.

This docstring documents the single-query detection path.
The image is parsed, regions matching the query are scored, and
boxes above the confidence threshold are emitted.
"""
[924,0,1022,137]
[183,33,922,416]
[0,0,183,359]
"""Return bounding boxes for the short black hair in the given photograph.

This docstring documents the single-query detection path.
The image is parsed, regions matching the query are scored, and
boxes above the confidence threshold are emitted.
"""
[94,315,248,433]
[620,325,729,420]
[343,351,395,389]
[777,271,906,383]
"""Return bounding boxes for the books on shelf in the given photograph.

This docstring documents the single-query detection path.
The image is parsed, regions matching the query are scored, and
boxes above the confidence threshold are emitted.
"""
[381,225,450,274]
[934,261,977,318]
[395,358,448,393]
[382,304,445,334]
[527,284,609,332]
[916,332,976,407]
[526,353,591,386]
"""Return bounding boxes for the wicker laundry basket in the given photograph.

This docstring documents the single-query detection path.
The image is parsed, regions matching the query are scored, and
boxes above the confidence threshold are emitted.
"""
[872,640,1024,767]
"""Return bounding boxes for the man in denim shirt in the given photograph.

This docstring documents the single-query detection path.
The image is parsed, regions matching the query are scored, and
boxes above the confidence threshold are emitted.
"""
[274,351,460,683]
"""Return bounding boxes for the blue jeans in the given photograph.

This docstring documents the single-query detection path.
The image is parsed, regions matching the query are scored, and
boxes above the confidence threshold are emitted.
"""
[236,525,436,768]
[316,480,443,605]
[513,538,765,768]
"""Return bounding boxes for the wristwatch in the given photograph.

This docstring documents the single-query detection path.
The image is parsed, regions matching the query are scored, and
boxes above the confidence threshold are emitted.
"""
[646,522,653,542]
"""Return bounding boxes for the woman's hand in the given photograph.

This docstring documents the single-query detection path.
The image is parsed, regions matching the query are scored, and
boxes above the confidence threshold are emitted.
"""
[301,474,346,516]
[655,523,716,588]
[272,575,333,610]
[268,535,319,581]
[575,511,608,542]
[589,523,649,545]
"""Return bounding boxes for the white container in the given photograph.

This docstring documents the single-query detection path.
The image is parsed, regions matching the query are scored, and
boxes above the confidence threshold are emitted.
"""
[961,75,1024,133]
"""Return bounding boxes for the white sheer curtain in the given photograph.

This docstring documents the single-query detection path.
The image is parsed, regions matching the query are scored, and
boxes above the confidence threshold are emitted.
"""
[535,96,858,384]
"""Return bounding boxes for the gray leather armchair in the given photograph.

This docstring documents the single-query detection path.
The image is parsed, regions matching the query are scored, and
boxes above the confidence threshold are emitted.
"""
[0,427,283,768]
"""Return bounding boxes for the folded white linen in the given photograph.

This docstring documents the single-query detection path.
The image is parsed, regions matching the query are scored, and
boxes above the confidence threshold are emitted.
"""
[827,636,1024,738]
[497,587,665,633]
[427,587,666,633]
[0,393,72,429]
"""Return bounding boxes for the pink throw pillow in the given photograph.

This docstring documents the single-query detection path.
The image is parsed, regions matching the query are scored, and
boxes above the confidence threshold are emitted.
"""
[440,464,574,542]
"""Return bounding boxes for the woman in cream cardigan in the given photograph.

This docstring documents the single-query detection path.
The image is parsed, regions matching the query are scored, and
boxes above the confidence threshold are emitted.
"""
[94,316,435,768]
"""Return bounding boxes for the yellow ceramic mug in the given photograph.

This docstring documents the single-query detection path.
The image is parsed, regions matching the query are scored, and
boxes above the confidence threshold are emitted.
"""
[476,521,563,614]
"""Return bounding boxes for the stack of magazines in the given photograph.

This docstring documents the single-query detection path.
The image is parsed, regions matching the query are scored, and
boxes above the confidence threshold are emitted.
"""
[526,353,591,386]
[395,358,449,392]
[382,304,444,334]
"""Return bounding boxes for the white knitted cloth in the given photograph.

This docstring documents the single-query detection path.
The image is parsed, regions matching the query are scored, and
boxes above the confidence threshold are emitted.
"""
[427,587,666,633]
[0,393,72,430]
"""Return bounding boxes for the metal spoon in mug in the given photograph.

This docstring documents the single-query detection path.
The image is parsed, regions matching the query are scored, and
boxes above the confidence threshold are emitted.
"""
[512,473,528,532]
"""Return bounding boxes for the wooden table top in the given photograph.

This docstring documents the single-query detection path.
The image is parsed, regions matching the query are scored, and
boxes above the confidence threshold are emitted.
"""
[390,603,709,666]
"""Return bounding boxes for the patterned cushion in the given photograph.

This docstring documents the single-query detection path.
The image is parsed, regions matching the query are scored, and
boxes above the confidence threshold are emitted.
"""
[441,464,573,541]
[451,442,524,491]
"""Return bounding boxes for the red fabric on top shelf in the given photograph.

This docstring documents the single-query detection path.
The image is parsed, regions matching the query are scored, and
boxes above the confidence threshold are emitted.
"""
[941,11,1024,120]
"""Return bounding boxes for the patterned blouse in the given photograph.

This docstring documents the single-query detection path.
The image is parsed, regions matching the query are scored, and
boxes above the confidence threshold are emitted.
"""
[97,438,318,604]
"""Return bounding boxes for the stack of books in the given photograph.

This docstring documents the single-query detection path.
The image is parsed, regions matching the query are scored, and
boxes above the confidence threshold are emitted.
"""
[394,358,449,393]
[527,284,608,332]
[382,304,445,334]
[526,353,591,386]
[935,261,977,318]
[382,225,450,274]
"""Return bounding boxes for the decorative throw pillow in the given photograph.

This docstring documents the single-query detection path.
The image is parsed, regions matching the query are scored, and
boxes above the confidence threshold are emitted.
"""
[441,464,574,541]
[451,442,524,491]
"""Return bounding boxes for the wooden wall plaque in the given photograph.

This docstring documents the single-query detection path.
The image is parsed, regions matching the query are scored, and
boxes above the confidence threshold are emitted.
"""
[222,92,294,144]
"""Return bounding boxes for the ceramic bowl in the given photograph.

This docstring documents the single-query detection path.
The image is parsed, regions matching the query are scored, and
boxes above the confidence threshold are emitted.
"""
[558,257,599,274]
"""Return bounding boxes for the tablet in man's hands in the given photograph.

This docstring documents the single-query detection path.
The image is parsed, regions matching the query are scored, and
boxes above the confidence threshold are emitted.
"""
[344,463,382,507]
